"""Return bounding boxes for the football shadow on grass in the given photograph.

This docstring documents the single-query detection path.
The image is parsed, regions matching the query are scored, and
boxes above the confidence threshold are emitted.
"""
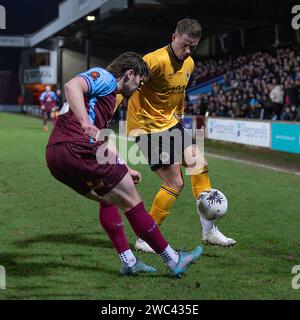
[202,252,222,258]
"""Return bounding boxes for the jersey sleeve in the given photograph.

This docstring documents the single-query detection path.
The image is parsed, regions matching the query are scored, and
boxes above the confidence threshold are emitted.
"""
[79,67,117,97]
[114,93,125,113]
[39,92,45,102]
[51,92,57,101]
[143,53,161,78]
[175,94,185,116]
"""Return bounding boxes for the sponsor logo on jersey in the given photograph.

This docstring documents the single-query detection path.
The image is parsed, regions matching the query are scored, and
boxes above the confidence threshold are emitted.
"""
[87,179,105,190]
[90,71,100,80]
[161,85,186,94]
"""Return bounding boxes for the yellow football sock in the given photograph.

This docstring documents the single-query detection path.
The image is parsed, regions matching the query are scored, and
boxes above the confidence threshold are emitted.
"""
[190,166,211,199]
[149,185,180,225]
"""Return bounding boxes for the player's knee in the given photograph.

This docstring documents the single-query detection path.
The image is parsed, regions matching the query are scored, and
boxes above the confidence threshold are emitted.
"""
[126,191,141,208]
[163,176,184,192]
[120,199,141,212]
[119,185,142,211]
[184,145,207,169]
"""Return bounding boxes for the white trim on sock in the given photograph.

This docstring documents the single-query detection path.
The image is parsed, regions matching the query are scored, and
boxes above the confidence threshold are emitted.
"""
[200,216,214,235]
[160,245,179,268]
[119,249,136,267]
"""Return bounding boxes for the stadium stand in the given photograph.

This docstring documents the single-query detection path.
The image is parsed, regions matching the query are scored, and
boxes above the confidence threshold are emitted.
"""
[186,46,300,121]
[0,71,20,104]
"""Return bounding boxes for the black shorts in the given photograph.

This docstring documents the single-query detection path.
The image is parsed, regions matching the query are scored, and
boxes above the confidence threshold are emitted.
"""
[135,123,195,171]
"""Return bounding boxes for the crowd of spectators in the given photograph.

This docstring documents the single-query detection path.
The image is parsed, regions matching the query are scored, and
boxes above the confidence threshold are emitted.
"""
[186,47,300,121]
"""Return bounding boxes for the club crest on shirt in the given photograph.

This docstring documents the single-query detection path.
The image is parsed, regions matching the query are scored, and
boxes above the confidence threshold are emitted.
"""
[186,72,190,80]
[90,71,100,80]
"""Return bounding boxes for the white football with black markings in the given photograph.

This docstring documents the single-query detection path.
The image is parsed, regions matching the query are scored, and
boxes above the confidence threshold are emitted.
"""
[196,189,228,221]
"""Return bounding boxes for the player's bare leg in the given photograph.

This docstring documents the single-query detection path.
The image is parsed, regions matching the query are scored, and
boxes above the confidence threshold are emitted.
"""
[43,113,49,132]
[86,172,203,277]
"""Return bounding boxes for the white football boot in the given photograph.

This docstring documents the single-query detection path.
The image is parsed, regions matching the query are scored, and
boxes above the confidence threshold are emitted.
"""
[134,238,155,253]
[202,227,236,247]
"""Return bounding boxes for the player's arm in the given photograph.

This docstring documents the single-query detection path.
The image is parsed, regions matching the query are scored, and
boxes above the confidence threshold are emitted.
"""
[175,61,194,122]
[52,92,58,101]
[175,98,185,123]
[174,91,186,124]
[39,92,45,109]
[64,77,98,139]
[68,73,141,182]
[128,167,142,184]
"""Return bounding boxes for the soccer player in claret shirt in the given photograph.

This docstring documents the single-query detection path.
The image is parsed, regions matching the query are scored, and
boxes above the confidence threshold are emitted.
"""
[39,85,57,131]
[127,19,236,252]
[45,52,203,277]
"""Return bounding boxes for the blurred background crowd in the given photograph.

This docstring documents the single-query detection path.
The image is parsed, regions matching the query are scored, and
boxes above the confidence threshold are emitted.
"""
[186,46,300,121]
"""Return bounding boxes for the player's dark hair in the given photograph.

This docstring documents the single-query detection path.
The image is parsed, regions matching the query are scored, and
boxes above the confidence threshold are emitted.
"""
[107,52,150,80]
[175,18,202,39]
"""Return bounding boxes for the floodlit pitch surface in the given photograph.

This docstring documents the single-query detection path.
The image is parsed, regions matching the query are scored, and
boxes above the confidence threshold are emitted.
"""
[0,113,299,300]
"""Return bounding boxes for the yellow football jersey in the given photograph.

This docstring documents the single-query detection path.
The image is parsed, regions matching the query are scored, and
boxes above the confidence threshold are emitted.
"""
[114,93,124,113]
[127,45,194,135]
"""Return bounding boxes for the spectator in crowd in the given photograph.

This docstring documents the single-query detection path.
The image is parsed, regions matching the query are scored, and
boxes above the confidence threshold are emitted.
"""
[296,106,300,121]
[185,46,300,121]
[284,80,299,107]
[269,83,284,120]
[280,105,298,121]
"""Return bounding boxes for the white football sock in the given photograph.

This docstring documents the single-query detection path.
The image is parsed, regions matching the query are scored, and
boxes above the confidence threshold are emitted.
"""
[119,249,136,267]
[160,245,179,268]
[200,216,214,235]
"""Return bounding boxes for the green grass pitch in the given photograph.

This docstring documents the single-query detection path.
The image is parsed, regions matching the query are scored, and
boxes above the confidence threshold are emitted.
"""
[0,113,299,300]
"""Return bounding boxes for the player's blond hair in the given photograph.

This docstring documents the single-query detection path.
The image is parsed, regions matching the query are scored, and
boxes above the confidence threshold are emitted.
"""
[175,18,202,39]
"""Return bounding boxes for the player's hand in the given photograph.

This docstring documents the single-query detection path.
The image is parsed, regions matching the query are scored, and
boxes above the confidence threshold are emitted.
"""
[81,122,100,140]
[128,168,142,184]
[175,113,184,123]
[41,105,45,110]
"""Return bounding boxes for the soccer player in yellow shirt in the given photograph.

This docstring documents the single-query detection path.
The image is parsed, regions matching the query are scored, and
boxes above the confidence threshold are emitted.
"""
[127,18,236,251]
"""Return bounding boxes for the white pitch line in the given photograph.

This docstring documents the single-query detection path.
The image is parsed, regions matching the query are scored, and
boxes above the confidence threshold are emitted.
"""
[206,152,300,177]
